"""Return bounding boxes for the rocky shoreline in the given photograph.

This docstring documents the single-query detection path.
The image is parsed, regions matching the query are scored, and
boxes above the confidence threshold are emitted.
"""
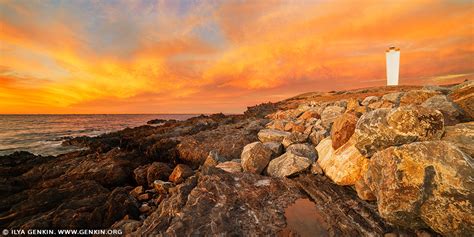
[1,81,473,236]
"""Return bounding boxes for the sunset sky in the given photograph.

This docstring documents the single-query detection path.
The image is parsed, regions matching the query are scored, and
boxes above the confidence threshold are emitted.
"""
[1,0,473,114]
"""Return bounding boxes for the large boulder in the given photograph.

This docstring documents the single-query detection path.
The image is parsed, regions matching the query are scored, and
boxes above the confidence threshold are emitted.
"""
[321,106,345,128]
[355,106,444,157]
[361,96,379,106]
[257,129,291,143]
[240,142,272,174]
[263,142,284,157]
[449,80,474,120]
[316,137,369,186]
[399,89,440,106]
[381,92,403,105]
[442,122,474,157]
[266,152,312,178]
[364,141,474,236]
[331,113,358,149]
[286,143,317,161]
[421,95,463,125]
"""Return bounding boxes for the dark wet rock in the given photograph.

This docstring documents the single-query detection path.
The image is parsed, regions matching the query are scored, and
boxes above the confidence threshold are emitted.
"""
[355,106,444,157]
[365,141,474,235]
[132,167,304,236]
[130,186,144,198]
[147,119,168,124]
[168,164,194,184]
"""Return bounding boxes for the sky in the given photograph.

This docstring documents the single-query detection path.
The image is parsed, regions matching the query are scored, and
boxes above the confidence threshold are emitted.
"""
[0,0,473,114]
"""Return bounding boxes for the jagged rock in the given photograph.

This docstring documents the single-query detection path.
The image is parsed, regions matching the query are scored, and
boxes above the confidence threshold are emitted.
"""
[263,142,284,157]
[298,110,321,121]
[365,141,474,235]
[355,178,376,201]
[382,92,403,104]
[257,129,291,143]
[153,180,174,194]
[130,186,144,198]
[316,137,369,186]
[442,122,474,156]
[309,129,327,146]
[321,106,345,128]
[421,95,463,125]
[133,168,304,236]
[361,96,379,106]
[240,142,272,174]
[355,106,444,157]
[266,152,312,177]
[331,113,358,149]
[169,164,194,184]
[282,132,308,148]
[399,90,440,106]
[203,150,226,167]
[147,162,173,186]
[286,143,317,161]
[449,80,474,120]
[133,165,148,186]
[215,161,242,173]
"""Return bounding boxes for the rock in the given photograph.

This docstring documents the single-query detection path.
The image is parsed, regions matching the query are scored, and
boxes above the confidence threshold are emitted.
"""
[240,142,272,174]
[399,89,440,106]
[133,165,148,186]
[139,204,151,213]
[263,142,284,157]
[365,141,474,235]
[153,180,174,194]
[286,143,317,161]
[137,193,151,201]
[355,106,444,157]
[130,186,144,198]
[321,106,345,128]
[421,95,463,125]
[354,178,376,201]
[266,152,312,177]
[367,100,395,110]
[282,132,308,148]
[361,96,379,106]
[147,162,173,186]
[449,80,474,120]
[423,85,451,94]
[266,119,286,131]
[346,98,366,115]
[203,150,226,167]
[310,162,324,175]
[331,113,358,149]
[298,110,321,121]
[316,137,369,186]
[309,129,327,146]
[381,92,403,104]
[442,122,474,156]
[111,219,142,235]
[291,124,306,133]
[169,164,194,184]
[257,129,291,143]
[215,161,242,173]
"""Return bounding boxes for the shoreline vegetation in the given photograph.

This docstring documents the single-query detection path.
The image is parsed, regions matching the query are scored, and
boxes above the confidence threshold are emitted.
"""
[1,81,473,236]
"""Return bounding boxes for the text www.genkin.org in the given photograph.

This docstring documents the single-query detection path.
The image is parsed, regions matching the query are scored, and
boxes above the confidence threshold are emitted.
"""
[2,229,123,236]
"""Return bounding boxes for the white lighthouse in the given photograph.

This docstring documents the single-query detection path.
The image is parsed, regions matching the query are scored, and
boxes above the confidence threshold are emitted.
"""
[386,46,400,86]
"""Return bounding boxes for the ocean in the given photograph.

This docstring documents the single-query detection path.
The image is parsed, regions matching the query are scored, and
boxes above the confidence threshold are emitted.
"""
[0,114,197,156]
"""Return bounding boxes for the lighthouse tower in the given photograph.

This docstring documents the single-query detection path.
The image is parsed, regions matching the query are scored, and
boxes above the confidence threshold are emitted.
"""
[386,46,400,86]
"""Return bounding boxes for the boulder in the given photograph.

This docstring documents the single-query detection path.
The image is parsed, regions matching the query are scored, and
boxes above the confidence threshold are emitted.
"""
[147,162,173,186]
[364,141,474,236]
[449,80,474,120]
[298,110,321,121]
[257,129,291,143]
[286,143,317,161]
[267,152,312,178]
[421,95,463,125]
[263,142,284,157]
[240,142,272,174]
[346,98,366,115]
[133,165,148,186]
[399,90,439,106]
[316,137,369,186]
[215,161,242,173]
[423,85,451,94]
[354,178,376,201]
[442,122,474,157]
[321,106,346,128]
[361,96,379,106]
[282,132,308,148]
[203,150,226,167]
[355,106,444,157]
[309,129,327,146]
[381,92,403,105]
[266,119,286,131]
[331,113,358,149]
[169,164,194,184]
